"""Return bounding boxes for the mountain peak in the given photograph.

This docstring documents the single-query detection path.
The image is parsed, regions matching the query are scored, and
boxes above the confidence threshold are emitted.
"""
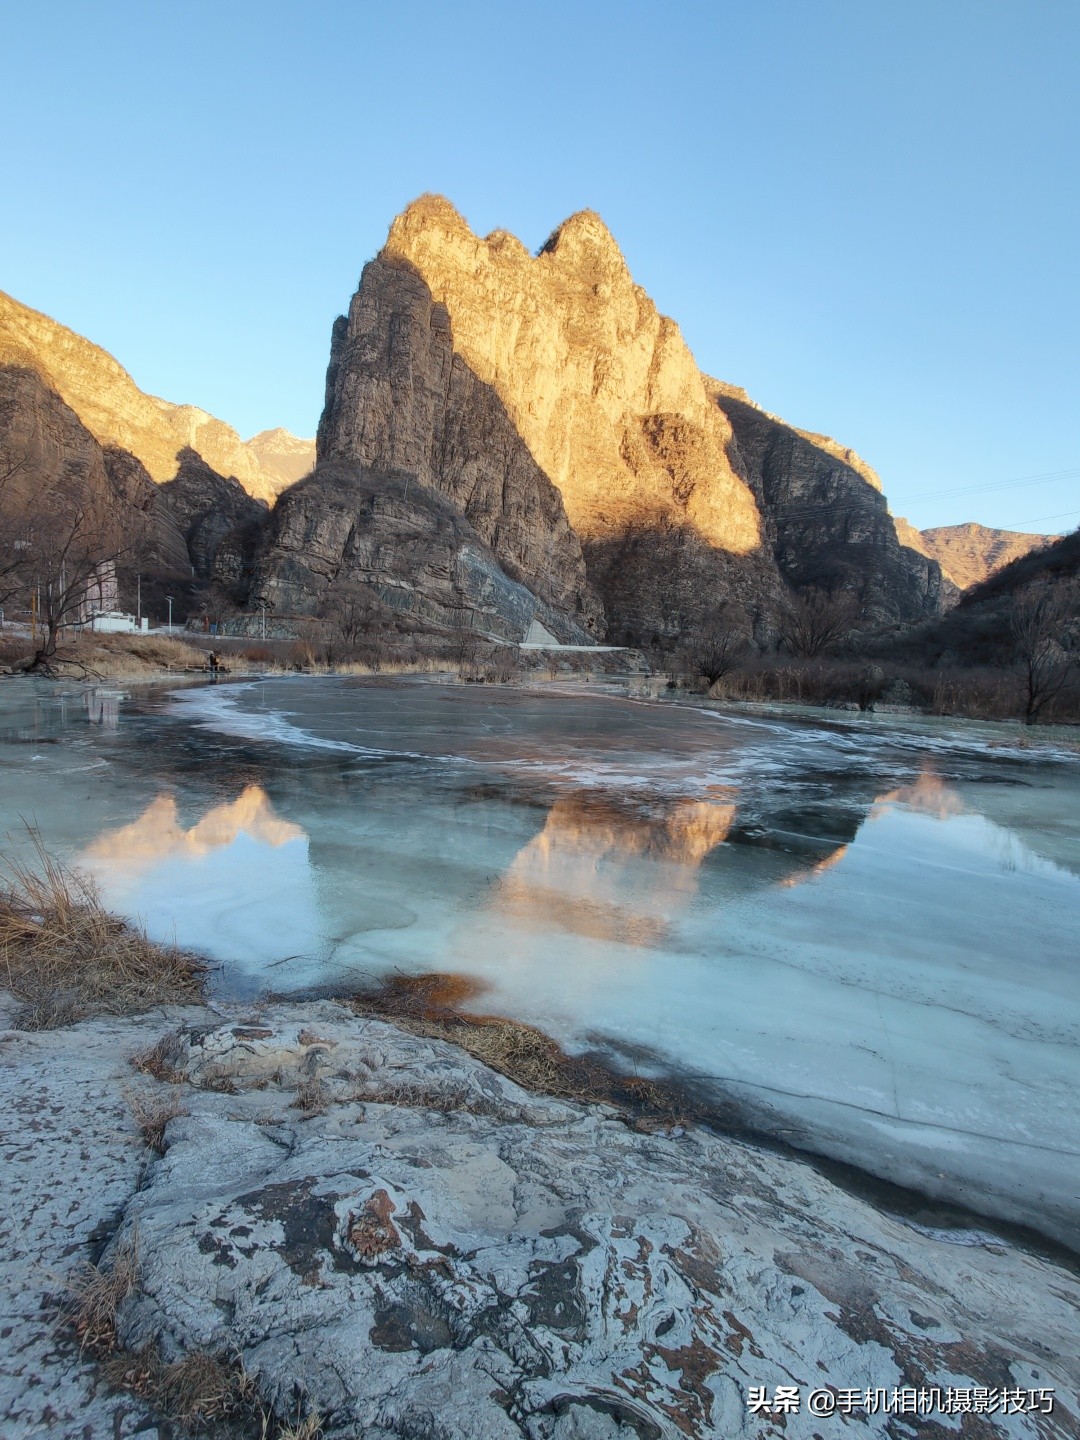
[388,193,474,248]
[537,209,623,263]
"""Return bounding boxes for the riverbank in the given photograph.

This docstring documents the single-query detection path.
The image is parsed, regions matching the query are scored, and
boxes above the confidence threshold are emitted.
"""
[3,991,1078,1440]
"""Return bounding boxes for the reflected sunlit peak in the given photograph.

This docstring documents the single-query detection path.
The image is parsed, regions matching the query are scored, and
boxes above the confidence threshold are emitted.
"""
[85,784,305,874]
[871,769,967,822]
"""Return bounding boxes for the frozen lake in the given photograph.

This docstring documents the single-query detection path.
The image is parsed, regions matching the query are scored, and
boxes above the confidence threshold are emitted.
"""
[1,676,1078,1249]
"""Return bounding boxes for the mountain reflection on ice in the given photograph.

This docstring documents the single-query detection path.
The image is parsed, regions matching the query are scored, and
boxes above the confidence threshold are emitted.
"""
[82,785,320,980]
[492,793,737,946]
[0,676,1077,1247]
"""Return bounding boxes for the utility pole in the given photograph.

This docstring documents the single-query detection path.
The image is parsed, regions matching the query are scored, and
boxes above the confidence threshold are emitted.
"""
[166,596,173,633]
[136,574,141,625]
[261,604,266,641]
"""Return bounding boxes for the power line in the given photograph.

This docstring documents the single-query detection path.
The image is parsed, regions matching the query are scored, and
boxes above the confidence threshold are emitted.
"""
[900,464,1080,503]
[995,507,1079,530]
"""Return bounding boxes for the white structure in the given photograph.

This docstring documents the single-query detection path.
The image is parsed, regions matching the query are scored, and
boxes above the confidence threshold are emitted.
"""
[74,561,147,633]
[90,611,148,634]
[522,617,560,647]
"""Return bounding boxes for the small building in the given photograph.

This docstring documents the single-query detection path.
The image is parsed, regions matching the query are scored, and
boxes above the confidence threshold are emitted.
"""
[74,562,148,633]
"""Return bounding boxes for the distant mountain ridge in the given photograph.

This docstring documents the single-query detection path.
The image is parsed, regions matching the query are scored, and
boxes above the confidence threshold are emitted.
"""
[3,198,1010,645]
[0,289,309,504]
[892,517,1052,590]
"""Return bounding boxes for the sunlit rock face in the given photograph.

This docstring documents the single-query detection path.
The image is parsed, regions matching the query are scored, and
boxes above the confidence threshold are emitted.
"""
[364,197,780,641]
[382,197,762,559]
[0,289,304,503]
[321,196,952,642]
[245,427,315,490]
[893,517,1052,591]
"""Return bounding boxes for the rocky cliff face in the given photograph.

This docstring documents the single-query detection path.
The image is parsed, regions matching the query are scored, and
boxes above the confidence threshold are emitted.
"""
[0,290,303,503]
[893,518,1051,590]
[315,196,943,641]
[711,385,951,624]
[382,197,762,555]
[0,362,270,622]
[303,251,604,639]
[158,451,268,583]
[369,197,784,641]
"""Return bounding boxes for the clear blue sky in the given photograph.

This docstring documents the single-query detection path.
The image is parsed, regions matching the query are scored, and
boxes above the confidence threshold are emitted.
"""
[2,0,1077,533]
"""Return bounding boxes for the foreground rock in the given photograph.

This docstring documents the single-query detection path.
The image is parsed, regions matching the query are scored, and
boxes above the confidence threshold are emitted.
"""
[2,999,1077,1439]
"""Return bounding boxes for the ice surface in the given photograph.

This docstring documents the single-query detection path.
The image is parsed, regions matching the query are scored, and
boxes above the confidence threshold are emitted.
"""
[1,676,1077,1246]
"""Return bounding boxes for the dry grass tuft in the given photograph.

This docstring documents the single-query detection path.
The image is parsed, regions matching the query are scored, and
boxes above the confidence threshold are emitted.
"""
[126,1087,187,1154]
[62,1241,139,1355]
[64,1242,316,1437]
[101,1344,262,1428]
[349,972,700,1128]
[159,1350,257,1425]
[277,1415,324,1440]
[130,1032,187,1084]
[290,1076,328,1116]
[0,835,206,1028]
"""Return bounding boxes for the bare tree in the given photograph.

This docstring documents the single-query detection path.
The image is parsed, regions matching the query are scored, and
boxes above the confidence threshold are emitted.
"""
[318,581,389,669]
[1008,581,1079,724]
[18,490,144,671]
[683,604,751,686]
[776,587,859,658]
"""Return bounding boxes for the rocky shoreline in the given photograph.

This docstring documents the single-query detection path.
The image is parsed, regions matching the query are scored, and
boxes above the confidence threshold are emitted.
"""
[2,994,1077,1439]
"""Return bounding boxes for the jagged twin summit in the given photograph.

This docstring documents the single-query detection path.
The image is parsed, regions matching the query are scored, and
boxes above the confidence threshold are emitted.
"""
[0,196,962,641]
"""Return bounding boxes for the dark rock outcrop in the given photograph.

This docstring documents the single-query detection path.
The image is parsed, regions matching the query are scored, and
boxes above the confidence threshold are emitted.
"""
[248,459,595,643]
[713,387,952,624]
[0,365,190,582]
[158,449,268,582]
[0,366,261,615]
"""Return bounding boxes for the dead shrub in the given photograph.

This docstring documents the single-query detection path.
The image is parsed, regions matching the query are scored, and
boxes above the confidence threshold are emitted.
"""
[126,1087,187,1154]
[0,834,205,1028]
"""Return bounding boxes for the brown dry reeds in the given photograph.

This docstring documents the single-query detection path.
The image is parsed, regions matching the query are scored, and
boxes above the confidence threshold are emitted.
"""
[349,972,698,1129]
[101,1344,263,1428]
[0,835,206,1028]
